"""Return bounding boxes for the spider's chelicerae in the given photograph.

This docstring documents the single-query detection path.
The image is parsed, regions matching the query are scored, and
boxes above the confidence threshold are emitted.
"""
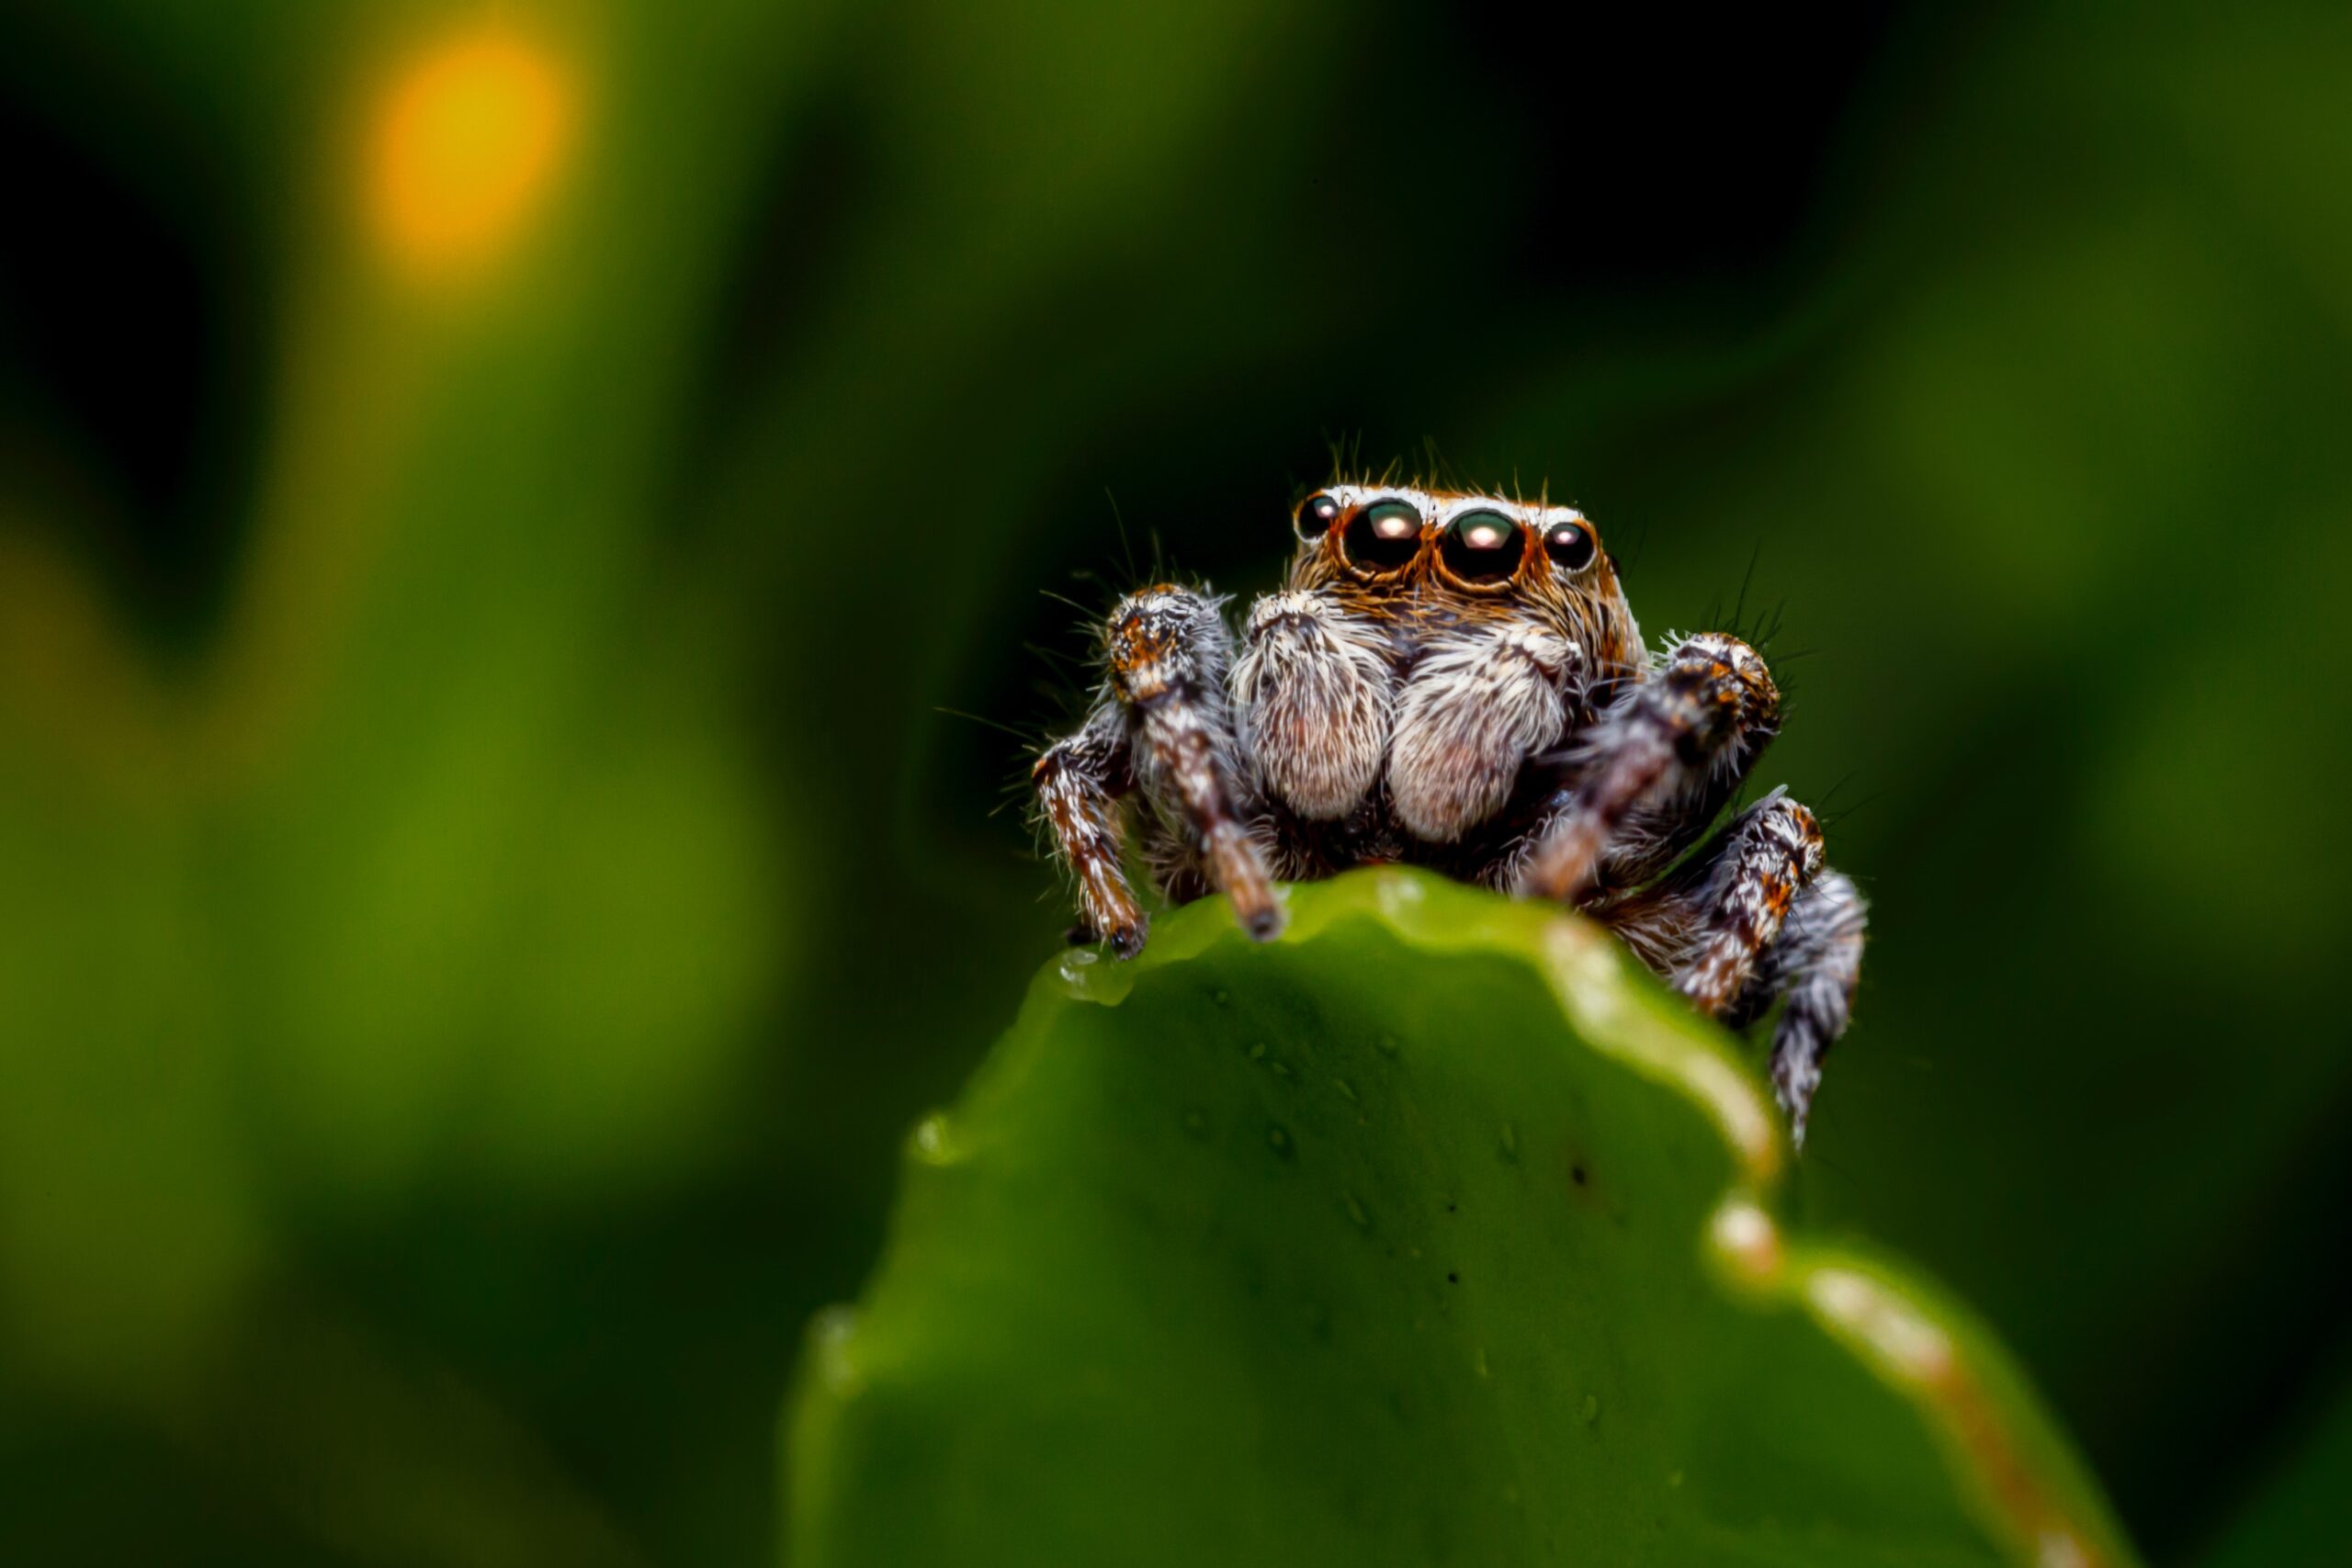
[1032,481,1866,1143]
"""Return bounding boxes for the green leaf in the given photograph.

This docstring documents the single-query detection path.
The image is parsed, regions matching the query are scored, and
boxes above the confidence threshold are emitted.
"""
[786,870,2138,1566]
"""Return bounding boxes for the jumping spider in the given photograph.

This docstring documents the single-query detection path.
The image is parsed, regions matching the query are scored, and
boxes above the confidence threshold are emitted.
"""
[1032,482,1865,1143]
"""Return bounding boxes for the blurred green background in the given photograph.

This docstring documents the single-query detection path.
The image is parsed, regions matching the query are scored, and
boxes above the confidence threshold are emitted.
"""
[2,2,2347,1563]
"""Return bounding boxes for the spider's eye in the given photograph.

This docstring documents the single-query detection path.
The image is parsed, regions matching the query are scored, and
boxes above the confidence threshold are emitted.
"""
[1295,491,1341,540]
[1544,519,1597,572]
[1439,509,1524,584]
[1342,499,1424,572]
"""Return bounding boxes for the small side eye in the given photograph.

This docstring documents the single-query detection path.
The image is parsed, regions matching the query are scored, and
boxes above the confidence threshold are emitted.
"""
[1295,491,1340,540]
[1341,499,1424,573]
[1439,509,1524,585]
[1544,519,1597,572]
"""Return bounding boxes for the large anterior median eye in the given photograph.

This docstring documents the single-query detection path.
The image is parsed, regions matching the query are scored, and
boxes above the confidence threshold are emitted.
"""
[1544,518,1597,571]
[1438,509,1523,584]
[1341,498,1423,572]
[1295,491,1340,540]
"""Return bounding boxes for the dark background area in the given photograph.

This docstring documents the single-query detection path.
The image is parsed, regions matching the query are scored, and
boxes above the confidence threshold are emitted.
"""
[1,2,2347,1563]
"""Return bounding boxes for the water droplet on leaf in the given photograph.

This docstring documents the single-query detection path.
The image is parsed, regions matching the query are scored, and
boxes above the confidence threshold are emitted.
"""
[910,1112,957,1164]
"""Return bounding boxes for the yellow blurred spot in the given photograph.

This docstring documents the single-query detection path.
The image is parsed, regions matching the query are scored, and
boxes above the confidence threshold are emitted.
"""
[369,28,571,278]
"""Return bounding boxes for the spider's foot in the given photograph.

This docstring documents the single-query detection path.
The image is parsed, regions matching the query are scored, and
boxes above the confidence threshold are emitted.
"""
[1771,1057,1818,1150]
[1067,917,1149,960]
[1237,898,1285,943]
[1204,825,1283,944]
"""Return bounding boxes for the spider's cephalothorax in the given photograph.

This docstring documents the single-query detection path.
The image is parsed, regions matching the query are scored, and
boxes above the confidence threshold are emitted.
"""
[1032,482,1866,1143]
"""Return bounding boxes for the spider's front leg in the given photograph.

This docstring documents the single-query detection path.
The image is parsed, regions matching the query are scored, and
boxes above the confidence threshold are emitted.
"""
[1741,867,1867,1145]
[1515,632,1782,902]
[1666,788,1826,1016]
[1512,631,1865,1143]
[1032,704,1148,957]
[1112,587,1283,940]
[1594,792,1866,1145]
[1034,585,1282,957]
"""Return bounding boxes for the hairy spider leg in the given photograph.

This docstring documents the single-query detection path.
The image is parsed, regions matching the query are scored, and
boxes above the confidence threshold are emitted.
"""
[1110,585,1283,942]
[1515,632,1781,903]
[1032,705,1148,956]
[1669,790,1825,1014]
[1596,795,1859,1147]
[1740,868,1867,1146]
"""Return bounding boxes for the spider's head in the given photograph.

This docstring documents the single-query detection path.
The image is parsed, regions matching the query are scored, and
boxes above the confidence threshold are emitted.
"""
[1289,484,1643,676]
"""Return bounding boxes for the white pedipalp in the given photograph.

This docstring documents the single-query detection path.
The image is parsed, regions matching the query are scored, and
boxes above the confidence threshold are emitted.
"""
[1387,622,1580,843]
[1231,589,1396,820]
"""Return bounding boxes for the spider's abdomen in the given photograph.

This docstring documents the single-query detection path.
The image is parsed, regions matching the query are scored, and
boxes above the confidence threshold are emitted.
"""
[1387,624,1577,843]
[1232,591,1395,820]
